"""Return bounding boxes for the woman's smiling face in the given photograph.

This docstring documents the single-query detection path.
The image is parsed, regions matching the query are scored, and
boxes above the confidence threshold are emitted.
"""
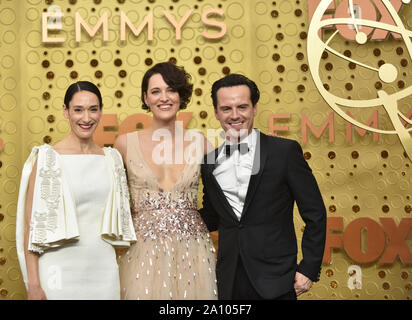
[144,73,181,122]
[63,90,102,140]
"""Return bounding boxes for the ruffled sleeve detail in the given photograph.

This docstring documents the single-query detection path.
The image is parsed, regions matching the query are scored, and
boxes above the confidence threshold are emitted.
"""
[27,146,77,253]
[101,147,137,246]
[16,145,80,287]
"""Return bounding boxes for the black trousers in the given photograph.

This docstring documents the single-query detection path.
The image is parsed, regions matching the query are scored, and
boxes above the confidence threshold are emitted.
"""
[231,257,297,300]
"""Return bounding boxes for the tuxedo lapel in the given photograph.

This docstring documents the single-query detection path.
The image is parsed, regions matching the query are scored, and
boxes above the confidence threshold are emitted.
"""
[240,131,268,220]
[204,145,240,222]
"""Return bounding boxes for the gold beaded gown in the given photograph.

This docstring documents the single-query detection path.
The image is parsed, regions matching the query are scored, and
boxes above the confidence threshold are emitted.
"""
[118,131,217,300]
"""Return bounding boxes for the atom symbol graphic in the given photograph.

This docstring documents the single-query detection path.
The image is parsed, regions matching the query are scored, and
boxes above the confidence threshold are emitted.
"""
[308,0,412,160]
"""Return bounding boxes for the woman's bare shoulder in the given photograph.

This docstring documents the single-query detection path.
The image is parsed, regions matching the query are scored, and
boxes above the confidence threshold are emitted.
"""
[114,133,128,159]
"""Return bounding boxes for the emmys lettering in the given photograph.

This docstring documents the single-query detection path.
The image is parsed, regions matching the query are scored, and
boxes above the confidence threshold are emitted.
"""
[269,109,412,144]
[324,217,412,265]
[308,0,405,41]
[42,6,226,43]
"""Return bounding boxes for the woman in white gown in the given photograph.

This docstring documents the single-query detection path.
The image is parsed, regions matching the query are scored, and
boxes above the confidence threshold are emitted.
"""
[16,81,136,300]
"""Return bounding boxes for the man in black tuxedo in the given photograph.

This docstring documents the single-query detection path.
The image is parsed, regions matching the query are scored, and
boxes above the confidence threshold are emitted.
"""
[200,74,326,300]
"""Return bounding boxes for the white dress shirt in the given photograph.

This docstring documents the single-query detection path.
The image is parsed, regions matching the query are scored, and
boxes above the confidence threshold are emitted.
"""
[213,129,258,221]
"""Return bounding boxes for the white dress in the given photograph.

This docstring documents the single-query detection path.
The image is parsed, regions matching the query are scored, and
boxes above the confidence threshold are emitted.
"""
[38,155,120,300]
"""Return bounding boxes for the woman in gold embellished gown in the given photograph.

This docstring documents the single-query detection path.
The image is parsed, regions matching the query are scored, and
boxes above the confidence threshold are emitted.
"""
[114,62,217,300]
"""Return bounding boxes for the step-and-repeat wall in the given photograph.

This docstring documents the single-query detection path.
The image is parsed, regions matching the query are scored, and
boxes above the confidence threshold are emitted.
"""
[0,0,411,299]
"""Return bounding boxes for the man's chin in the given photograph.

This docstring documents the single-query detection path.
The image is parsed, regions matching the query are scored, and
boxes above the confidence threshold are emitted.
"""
[224,128,249,142]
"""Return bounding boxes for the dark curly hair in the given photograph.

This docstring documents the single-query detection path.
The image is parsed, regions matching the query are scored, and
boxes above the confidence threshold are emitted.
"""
[141,62,193,110]
[211,73,260,109]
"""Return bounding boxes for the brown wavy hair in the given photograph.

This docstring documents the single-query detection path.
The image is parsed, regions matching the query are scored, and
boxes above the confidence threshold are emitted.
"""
[141,62,193,111]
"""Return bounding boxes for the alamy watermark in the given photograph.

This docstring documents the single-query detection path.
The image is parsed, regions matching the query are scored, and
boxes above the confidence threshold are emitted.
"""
[148,121,261,173]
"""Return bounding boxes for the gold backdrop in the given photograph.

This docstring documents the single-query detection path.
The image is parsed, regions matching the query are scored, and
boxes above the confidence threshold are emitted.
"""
[0,0,411,300]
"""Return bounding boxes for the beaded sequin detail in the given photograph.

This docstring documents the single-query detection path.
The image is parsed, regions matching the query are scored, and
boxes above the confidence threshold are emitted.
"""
[119,131,217,300]
[132,190,210,241]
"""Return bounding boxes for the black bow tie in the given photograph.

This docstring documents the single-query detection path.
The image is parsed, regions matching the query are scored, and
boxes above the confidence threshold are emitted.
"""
[225,143,249,157]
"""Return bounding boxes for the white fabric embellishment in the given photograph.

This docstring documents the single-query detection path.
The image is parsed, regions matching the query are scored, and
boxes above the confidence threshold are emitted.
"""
[29,147,61,252]
[16,144,137,288]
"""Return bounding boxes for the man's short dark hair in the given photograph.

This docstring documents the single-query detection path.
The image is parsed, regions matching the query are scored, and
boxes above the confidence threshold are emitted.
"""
[211,74,260,109]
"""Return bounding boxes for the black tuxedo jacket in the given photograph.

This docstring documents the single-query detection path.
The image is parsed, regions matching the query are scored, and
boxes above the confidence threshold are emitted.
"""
[199,131,326,300]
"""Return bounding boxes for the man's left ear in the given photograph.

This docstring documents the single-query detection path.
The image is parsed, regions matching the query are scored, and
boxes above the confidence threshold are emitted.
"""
[253,104,258,115]
[213,107,219,119]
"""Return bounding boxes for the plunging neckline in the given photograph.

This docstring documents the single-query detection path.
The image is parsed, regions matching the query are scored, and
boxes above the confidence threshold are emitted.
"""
[134,131,189,194]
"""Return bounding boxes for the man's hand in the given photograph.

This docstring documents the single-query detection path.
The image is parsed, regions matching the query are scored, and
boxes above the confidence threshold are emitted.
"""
[294,272,312,296]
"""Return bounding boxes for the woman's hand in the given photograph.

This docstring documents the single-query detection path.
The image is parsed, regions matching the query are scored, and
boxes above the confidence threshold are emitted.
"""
[27,284,47,300]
